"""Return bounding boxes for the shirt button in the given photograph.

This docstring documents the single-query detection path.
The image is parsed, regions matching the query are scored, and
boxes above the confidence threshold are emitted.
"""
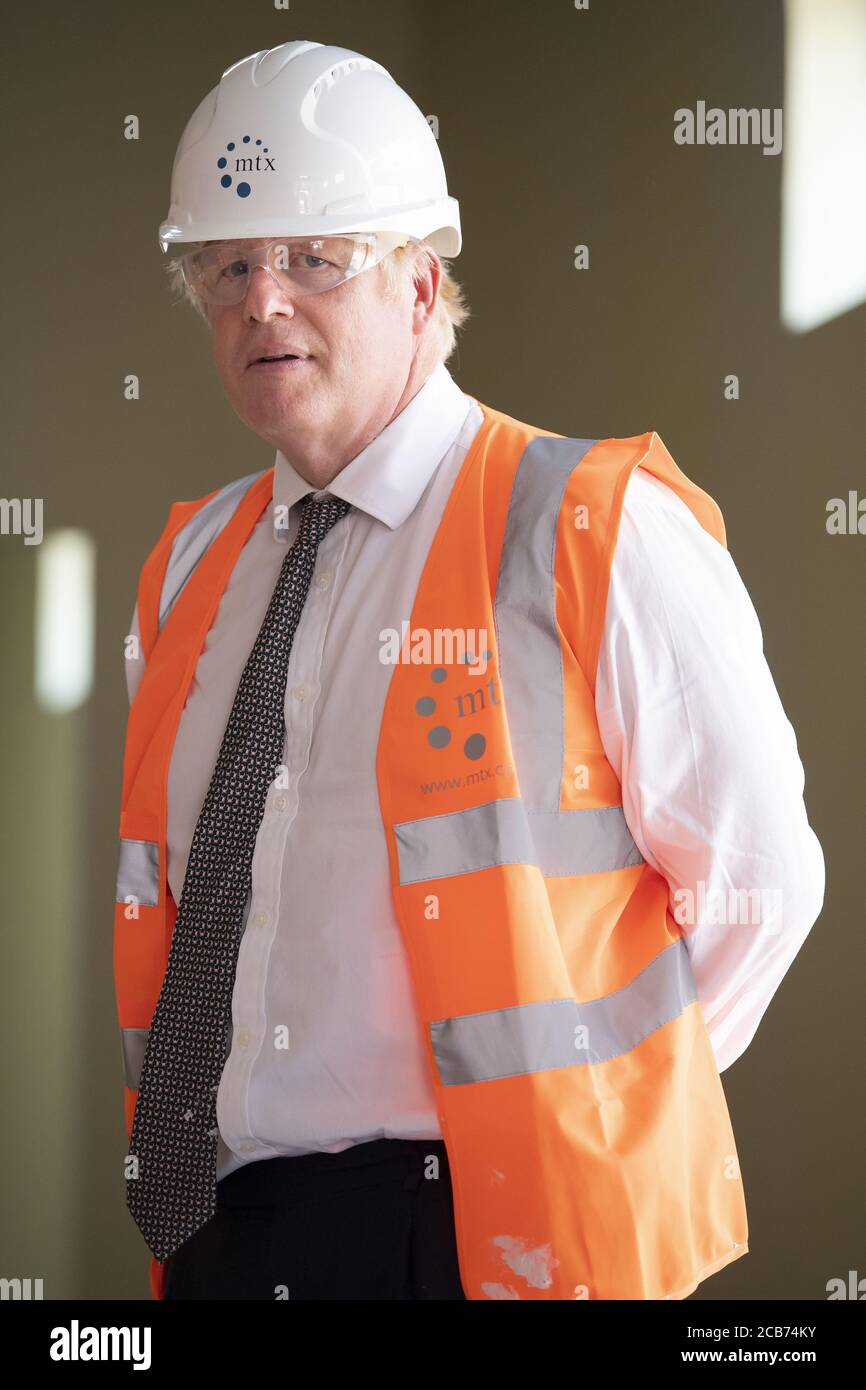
[315,570,332,590]
[239,1140,256,1153]
[237,1030,251,1047]
[292,684,308,701]
[254,910,269,927]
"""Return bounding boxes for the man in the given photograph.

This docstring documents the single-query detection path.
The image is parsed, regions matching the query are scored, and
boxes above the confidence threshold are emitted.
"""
[115,40,824,1301]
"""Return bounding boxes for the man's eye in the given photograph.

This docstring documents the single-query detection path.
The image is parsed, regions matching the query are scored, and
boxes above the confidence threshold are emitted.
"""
[220,259,248,280]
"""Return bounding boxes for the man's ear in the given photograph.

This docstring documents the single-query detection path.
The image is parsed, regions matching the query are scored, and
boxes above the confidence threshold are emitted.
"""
[414,249,441,326]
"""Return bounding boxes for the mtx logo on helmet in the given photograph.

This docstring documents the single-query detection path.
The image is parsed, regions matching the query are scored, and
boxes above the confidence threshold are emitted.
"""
[217,136,276,198]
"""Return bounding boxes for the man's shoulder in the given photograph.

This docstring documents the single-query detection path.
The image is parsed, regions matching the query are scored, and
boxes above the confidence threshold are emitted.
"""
[146,465,273,562]
[142,464,272,591]
[166,465,272,527]
[476,398,660,469]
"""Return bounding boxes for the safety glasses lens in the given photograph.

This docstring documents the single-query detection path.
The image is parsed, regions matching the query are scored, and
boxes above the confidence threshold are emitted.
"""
[184,237,373,303]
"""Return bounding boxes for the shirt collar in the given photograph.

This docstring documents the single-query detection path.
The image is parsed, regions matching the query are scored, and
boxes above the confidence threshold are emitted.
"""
[271,361,475,540]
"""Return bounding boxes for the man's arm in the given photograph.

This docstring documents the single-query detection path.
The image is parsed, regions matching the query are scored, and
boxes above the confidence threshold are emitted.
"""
[595,466,825,1072]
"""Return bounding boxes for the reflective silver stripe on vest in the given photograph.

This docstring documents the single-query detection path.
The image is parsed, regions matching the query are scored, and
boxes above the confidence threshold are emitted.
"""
[158,468,268,635]
[119,890,251,1089]
[429,937,697,1084]
[120,1027,149,1090]
[115,839,159,907]
[495,434,598,807]
[394,799,643,883]
[493,433,643,869]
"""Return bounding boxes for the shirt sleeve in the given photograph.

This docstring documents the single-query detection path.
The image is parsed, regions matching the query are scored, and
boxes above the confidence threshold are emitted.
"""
[125,600,146,707]
[594,466,825,1072]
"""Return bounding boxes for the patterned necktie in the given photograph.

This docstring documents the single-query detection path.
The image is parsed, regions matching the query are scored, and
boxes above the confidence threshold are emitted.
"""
[126,491,352,1262]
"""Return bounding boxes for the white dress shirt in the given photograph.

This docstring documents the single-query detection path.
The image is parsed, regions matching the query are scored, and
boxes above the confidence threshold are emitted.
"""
[125,361,824,1180]
[594,469,825,1072]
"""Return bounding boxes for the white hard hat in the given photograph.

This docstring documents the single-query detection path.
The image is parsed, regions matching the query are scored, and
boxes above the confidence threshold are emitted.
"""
[158,40,461,257]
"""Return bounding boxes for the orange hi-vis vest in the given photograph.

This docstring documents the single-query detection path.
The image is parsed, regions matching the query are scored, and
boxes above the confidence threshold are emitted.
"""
[115,400,749,1301]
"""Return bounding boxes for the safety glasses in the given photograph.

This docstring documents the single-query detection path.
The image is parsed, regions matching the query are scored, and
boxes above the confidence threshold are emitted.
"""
[180,231,413,305]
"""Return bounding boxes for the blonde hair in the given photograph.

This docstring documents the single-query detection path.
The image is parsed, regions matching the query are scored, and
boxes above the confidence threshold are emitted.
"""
[379,240,471,365]
[163,236,471,365]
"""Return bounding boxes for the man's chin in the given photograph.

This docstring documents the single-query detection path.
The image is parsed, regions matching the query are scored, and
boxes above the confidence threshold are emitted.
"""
[234,395,318,441]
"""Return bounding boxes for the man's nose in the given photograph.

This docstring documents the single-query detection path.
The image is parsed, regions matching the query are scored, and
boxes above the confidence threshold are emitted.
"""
[242,263,297,319]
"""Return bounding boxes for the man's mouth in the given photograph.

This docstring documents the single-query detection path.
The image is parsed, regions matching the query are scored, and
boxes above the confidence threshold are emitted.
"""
[248,354,313,370]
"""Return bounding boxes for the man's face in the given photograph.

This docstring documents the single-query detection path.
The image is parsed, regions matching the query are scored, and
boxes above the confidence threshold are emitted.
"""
[202,236,434,462]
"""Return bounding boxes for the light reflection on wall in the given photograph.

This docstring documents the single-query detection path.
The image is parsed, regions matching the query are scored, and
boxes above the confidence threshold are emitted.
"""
[34,529,96,713]
[782,0,866,333]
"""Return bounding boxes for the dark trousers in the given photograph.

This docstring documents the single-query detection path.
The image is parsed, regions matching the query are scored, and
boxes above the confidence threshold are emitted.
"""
[163,1137,467,1300]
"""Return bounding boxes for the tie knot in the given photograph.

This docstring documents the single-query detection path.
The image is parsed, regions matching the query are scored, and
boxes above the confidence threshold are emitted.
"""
[297,492,352,547]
